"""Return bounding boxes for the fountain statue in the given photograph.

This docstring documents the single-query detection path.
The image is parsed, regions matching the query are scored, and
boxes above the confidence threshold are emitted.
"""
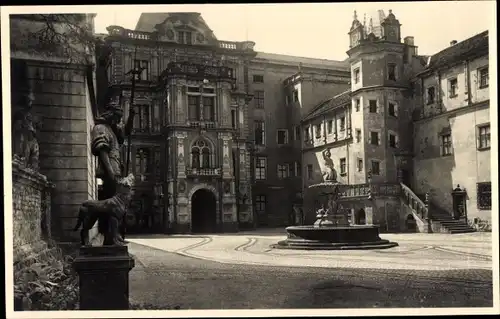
[272,150,398,250]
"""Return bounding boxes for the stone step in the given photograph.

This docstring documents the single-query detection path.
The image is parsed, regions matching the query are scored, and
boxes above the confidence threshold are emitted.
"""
[449,229,476,234]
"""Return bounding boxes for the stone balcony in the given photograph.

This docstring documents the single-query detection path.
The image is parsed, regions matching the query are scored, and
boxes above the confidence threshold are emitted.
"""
[186,167,222,177]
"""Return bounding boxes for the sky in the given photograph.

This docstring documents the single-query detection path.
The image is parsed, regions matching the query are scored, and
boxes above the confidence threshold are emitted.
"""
[90,2,496,61]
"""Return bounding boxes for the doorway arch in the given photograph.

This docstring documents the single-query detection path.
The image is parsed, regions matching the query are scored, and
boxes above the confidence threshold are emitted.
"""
[191,188,217,233]
[405,214,417,233]
[355,209,366,225]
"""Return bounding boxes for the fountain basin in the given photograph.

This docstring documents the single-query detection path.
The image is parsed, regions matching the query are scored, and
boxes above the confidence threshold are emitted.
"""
[271,225,398,250]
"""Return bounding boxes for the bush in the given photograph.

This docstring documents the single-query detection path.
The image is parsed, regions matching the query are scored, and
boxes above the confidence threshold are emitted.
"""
[14,247,79,310]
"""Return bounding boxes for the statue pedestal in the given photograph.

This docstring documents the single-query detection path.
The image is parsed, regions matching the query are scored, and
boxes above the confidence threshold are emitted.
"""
[73,246,135,310]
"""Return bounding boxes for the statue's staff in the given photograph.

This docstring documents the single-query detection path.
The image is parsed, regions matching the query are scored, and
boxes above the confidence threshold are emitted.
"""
[124,45,145,174]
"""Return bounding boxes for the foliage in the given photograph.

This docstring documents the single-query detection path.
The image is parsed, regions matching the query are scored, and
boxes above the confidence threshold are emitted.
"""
[10,14,101,65]
[13,247,79,311]
[468,218,492,232]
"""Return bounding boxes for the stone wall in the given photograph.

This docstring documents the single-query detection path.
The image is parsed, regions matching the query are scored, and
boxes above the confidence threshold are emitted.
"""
[12,161,53,268]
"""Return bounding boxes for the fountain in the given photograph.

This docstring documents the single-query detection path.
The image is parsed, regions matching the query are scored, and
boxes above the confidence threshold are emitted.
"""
[272,149,398,250]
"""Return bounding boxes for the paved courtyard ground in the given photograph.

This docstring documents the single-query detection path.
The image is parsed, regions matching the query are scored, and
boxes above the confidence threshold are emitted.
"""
[127,230,493,309]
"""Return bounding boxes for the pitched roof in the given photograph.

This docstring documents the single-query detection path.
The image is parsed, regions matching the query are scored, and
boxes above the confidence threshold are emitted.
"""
[425,30,488,71]
[254,52,349,71]
[303,90,351,122]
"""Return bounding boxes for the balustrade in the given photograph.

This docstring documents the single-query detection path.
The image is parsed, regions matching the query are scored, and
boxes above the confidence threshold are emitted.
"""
[400,183,428,220]
[186,167,221,177]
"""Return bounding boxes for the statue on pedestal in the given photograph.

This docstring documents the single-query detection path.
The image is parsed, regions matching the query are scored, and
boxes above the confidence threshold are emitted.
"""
[321,149,337,182]
[12,91,40,171]
[73,104,135,246]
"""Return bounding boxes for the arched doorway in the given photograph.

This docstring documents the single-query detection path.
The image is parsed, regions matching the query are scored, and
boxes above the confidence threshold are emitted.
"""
[191,189,217,233]
[355,209,366,225]
[405,214,417,232]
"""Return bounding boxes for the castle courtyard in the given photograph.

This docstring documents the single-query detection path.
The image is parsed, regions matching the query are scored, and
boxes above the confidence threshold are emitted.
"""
[127,231,492,309]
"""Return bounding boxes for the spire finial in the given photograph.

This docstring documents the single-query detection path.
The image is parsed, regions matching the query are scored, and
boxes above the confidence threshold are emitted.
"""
[353,10,357,20]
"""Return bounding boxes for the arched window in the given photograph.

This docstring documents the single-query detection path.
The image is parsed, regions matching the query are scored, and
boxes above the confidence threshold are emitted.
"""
[191,139,212,169]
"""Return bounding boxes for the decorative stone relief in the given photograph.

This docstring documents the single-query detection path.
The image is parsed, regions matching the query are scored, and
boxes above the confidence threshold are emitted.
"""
[12,91,40,171]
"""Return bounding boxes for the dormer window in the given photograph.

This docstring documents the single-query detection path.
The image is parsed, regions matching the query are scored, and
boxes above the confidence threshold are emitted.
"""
[178,31,193,45]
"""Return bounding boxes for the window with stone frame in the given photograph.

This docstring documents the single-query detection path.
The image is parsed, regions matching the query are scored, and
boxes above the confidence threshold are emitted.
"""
[387,63,397,81]
[477,124,491,150]
[479,67,489,88]
[304,127,310,141]
[448,78,458,98]
[178,31,193,45]
[191,139,212,169]
[369,99,378,113]
[427,86,436,105]
[255,157,267,180]
[133,59,149,81]
[295,161,301,177]
[355,98,361,112]
[357,158,363,172]
[370,131,380,145]
[355,129,362,143]
[254,120,265,146]
[339,116,346,131]
[307,164,314,180]
[231,109,237,129]
[277,129,289,145]
[339,158,347,175]
[294,126,301,141]
[389,133,398,148]
[327,120,333,134]
[293,90,299,102]
[202,96,215,121]
[388,102,398,117]
[253,74,264,83]
[255,195,266,214]
[440,133,452,156]
[134,104,151,132]
[477,182,491,210]
[353,68,360,84]
[188,96,200,121]
[277,163,290,179]
[371,160,381,175]
[315,124,321,139]
[135,148,151,180]
[254,90,265,109]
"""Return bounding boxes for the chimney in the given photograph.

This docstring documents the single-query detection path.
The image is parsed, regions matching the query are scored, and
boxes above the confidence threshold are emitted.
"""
[404,36,416,64]
[450,40,458,46]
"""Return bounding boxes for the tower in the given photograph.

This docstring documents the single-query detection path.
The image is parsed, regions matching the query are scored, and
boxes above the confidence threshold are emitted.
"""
[346,9,413,185]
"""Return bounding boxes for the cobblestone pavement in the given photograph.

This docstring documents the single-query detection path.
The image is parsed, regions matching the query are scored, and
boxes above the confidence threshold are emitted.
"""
[127,231,493,271]
[127,231,494,309]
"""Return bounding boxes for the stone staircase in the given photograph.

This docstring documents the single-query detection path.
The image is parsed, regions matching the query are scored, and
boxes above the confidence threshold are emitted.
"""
[416,193,476,234]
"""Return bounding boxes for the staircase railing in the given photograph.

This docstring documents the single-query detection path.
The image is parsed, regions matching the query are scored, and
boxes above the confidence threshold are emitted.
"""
[400,183,429,220]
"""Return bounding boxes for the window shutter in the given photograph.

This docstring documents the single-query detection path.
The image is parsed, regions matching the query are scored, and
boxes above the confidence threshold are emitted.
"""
[376,100,380,113]
[394,103,399,117]
[368,133,372,144]
[447,80,452,97]
[395,135,400,148]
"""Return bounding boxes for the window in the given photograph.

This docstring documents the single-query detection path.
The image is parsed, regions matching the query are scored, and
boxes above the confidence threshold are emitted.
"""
[307,164,313,180]
[440,134,452,156]
[387,63,397,81]
[339,158,346,175]
[135,148,150,179]
[293,90,299,102]
[202,96,215,121]
[253,74,264,83]
[353,68,360,84]
[255,195,266,214]
[388,102,398,117]
[357,158,363,172]
[277,164,290,179]
[477,124,490,150]
[371,160,380,175]
[277,129,289,145]
[339,117,346,131]
[304,127,311,141]
[448,78,458,98]
[295,161,301,177]
[355,99,361,112]
[315,125,321,139]
[134,104,151,132]
[187,96,200,121]
[295,126,301,141]
[327,120,333,134]
[231,109,237,129]
[355,129,362,143]
[477,182,491,210]
[370,131,380,145]
[191,139,212,169]
[254,121,265,146]
[255,157,267,180]
[369,100,377,113]
[178,31,192,44]
[254,90,265,109]
[479,67,489,88]
[389,133,397,148]
[134,59,149,81]
[427,86,435,105]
